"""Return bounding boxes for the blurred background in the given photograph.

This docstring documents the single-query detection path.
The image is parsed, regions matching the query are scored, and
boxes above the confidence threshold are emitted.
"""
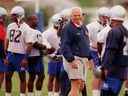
[0,0,128,31]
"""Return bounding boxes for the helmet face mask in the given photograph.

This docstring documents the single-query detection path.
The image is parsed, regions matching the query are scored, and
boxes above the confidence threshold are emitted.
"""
[99,15,110,26]
[97,7,110,25]
[10,14,19,22]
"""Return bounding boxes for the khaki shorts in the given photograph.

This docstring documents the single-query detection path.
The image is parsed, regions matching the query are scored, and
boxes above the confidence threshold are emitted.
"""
[63,56,88,81]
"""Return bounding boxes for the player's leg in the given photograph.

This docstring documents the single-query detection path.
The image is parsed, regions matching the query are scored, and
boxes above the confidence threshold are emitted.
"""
[91,50,102,96]
[35,56,45,96]
[48,60,56,96]
[5,52,15,96]
[28,73,36,96]
[124,80,128,96]
[59,66,71,96]
[48,75,54,96]
[0,59,6,89]
[18,71,26,96]
[5,72,14,96]
[92,77,102,96]
[54,61,63,96]
[0,72,4,88]
[81,82,87,96]
[35,73,44,96]
[27,57,36,96]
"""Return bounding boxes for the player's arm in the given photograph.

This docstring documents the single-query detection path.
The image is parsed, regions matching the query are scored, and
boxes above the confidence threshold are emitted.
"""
[4,38,9,56]
[3,27,10,65]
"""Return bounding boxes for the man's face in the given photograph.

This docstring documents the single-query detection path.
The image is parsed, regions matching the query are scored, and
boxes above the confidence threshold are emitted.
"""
[29,15,38,28]
[110,19,123,28]
[99,15,110,25]
[71,9,82,25]
[11,14,18,22]
[0,15,6,23]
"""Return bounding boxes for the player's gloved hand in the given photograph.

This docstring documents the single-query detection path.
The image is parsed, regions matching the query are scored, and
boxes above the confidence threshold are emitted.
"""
[93,66,102,78]
[4,58,9,65]
[21,58,28,69]
[47,47,56,54]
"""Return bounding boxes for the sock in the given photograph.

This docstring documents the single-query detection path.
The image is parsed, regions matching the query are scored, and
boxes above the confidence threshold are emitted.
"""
[28,92,34,96]
[54,92,59,96]
[82,84,87,96]
[20,93,26,96]
[48,92,54,96]
[35,90,42,96]
[5,93,11,96]
[92,90,101,96]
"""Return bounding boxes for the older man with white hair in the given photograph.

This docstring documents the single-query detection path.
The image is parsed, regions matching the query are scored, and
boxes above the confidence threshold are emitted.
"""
[61,7,91,96]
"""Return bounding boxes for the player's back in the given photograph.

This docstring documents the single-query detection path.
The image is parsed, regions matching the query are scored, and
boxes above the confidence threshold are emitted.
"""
[87,21,104,49]
[42,27,60,50]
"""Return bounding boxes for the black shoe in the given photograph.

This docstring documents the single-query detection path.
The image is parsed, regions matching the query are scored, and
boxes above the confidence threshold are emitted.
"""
[124,91,128,96]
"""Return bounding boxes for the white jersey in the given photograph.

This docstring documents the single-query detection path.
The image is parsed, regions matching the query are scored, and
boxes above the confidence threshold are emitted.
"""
[123,21,128,55]
[97,25,111,58]
[6,22,33,54]
[42,27,60,50]
[86,21,104,50]
[29,29,51,56]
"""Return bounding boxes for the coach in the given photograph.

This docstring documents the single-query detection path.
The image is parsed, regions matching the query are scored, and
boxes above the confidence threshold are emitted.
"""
[61,7,91,96]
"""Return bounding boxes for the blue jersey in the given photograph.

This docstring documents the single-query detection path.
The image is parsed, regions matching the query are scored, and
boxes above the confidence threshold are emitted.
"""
[102,25,128,80]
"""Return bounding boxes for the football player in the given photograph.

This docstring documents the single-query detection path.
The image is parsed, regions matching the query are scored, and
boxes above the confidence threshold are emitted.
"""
[0,7,7,89]
[27,15,52,96]
[86,7,110,96]
[4,6,33,96]
[101,5,128,96]
[42,14,63,96]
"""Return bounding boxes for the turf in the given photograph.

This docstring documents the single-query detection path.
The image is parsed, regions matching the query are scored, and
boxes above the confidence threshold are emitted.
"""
[0,57,125,96]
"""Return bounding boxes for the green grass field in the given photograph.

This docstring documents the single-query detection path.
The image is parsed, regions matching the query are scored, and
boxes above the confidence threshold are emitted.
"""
[0,57,125,96]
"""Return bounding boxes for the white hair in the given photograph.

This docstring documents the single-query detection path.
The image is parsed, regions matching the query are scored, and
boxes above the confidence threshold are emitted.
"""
[71,7,83,15]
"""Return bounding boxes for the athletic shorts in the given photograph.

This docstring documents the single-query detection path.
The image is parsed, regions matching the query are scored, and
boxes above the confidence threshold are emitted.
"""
[0,59,6,72]
[6,52,26,72]
[27,56,44,74]
[63,56,88,80]
[48,60,63,77]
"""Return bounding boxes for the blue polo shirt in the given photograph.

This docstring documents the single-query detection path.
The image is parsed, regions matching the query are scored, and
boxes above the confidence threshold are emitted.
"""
[61,21,91,62]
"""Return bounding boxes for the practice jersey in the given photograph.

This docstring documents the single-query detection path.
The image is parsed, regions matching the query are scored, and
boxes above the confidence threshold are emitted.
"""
[123,21,128,55]
[29,29,51,56]
[42,27,60,50]
[97,25,111,58]
[86,21,104,50]
[6,22,33,54]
